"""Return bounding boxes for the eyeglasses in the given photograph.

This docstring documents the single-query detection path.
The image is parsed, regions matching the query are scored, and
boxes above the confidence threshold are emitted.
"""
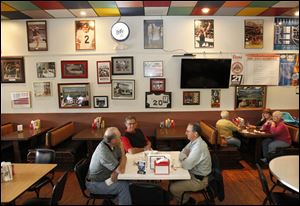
[127,122,136,125]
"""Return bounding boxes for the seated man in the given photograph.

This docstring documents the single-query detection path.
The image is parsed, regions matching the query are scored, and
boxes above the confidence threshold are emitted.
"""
[86,127,132,205]
[121,116,152,154]
[261,111,291,163]
[216,110,241,148]
[169,122,212,204]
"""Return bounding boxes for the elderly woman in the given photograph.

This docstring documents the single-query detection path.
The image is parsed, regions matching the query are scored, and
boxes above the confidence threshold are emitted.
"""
[261,111,291,163]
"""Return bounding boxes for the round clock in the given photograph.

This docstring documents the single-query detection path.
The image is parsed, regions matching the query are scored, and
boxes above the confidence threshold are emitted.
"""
[111,22,130,41]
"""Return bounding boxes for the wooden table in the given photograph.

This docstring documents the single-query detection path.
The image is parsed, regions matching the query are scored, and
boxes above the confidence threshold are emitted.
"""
[118,151,190,180]
[1,127,51,162]
[155,127,187,150]
[238,129,273,163]
[269,155,299,193]
[72,128,106,156]
[1,163,57,204]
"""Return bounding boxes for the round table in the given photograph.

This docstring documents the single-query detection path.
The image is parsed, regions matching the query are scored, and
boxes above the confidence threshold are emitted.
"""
[269,155,299,193]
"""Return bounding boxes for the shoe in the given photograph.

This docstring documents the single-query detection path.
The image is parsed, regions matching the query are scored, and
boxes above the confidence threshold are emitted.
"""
[183,197,196,205]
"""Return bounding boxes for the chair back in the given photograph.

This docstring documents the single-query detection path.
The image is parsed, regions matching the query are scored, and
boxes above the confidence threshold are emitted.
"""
[74,158,90,197]
[208,153,225,201]
[35,149,56,164]
[50,171,68,205]
[256,163,273,203]
[129,182,169,205]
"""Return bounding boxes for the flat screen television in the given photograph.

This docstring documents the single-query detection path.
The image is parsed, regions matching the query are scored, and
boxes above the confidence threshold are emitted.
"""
[180,58,232,88]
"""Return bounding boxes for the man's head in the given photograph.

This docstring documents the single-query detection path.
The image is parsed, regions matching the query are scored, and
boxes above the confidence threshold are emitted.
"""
[82,23,89,33]
[125,116,137,133]
[220,110,229,119]
[103,127,121,146]
[185,122,201,141]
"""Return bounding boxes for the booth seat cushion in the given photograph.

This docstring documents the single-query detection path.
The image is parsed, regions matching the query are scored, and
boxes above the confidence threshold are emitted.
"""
[46,122,75,147]
[200,120,219,146]
[1,123,14,136]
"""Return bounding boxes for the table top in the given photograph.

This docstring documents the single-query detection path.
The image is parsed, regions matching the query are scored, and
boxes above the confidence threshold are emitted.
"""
[72,128,106,141]
[1,163,57,203]
[269,155,299,193]
[155,127,187,140]
[118,151,190,180]
[1,127,51,141]
[238,128,273,139]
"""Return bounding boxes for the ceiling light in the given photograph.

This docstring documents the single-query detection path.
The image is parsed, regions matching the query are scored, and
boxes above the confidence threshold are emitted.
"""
[202,8,210,14]
[80,11,87,16]
[295,11,299,16]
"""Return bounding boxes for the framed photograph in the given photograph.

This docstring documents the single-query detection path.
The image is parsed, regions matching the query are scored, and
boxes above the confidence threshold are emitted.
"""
[26,20,48,51]
[11,91,31,108]
[112,79,135,100]
[144,20,163,49]
[33,82,51,97]
[1,57,25,83]
[144,61,163,77]
[194,19,214,48]
[97,61,111,84]
[150,78,166,92]
[145,92,171,108]
[75,20,95,50]
[93,96,109,108]
[111,56,134,75]
[183,91,200,105]
[211,89,220,108]
[61,60,88,78]
[58,83,91,108]
[244,19,263,49]
[36,62,56,78]
[235,86,266,110]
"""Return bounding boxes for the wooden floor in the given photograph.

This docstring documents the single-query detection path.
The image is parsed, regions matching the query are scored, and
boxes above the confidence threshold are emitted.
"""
[14,160,280,205]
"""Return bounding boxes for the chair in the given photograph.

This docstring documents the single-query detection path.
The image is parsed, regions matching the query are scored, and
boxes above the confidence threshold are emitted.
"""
[27,149,56,198]
[23,171,68,205]
[180,152,224,205]
[74,158,117,205]
[129,182,169,205]
[256,163,299,205]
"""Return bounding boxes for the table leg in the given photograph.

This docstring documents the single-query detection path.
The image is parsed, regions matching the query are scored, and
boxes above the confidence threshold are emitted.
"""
[12,141,21,163]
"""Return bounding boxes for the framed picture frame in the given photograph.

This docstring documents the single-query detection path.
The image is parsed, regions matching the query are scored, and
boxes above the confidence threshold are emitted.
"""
[144,61,163,77]
[11,91,31,108]
[58,83,91,108]
[36,62,56,78]
[145,92,171,108]
[144,19,163,49]
[194,19,214,48]
[33,81,51,97]
[75,20,95,50]
[183,91,200,105]
[61,60,88,78]
[97,61,111,84]
[93,96,109,108]
[111,56,134,75]
[235,86,266,110]
[150,78,165,92]
[274,17,299,50]
[244,19,263,49]
[26,20,48,51]
[111,79,135,100]
[1,57,25,83]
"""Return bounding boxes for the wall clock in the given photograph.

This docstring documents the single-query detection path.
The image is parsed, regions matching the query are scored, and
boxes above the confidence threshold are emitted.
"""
[111,22,130,41]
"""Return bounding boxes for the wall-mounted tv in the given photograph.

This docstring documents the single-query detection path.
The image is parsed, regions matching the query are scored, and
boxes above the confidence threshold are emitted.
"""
[180,58,232,88]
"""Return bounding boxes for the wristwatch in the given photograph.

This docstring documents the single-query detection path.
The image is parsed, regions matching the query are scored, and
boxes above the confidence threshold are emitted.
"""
[111,22,130,41]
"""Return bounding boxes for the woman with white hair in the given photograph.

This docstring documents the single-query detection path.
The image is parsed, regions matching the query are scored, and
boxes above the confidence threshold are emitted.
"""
[216,110,241,148]
[261,111,291,163]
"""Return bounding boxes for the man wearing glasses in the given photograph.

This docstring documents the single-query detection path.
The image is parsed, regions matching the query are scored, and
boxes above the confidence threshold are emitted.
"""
[121,116,152,154]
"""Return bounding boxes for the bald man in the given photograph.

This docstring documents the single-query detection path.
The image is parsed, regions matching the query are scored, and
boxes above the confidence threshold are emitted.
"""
[86,127,132,205]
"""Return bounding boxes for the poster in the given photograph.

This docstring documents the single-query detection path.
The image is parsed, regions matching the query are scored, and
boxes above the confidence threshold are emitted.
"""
[194,19,214,48]
[211,89,220,108]
[244,19,263,49]
[274,17,299,50]
[230,54,245,86]
[279,54,299,86]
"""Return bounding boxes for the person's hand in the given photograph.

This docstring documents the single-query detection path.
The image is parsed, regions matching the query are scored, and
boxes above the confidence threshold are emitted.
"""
[111,171,118,183]
[144,144,152,151]
[182,148,190,156]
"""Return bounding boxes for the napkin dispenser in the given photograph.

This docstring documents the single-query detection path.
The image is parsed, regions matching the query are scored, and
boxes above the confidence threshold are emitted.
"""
[1,162,13,182]
[154,158,170,175]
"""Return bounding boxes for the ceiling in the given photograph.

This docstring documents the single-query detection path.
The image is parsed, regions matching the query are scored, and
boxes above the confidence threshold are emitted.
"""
[1,1,299,20]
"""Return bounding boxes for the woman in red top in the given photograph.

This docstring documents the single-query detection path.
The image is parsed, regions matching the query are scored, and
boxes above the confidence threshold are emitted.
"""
[261,111,291,162]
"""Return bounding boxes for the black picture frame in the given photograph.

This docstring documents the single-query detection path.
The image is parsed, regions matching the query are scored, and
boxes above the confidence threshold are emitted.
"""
[1,56,25,83]
[111,79,135,100]
[111,56,134,75]
[145,92,171,108]
[93,96,109,108]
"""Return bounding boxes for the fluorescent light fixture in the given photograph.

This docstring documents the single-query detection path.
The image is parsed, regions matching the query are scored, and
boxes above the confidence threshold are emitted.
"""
[80,11,87,16]
[202,8,210,14]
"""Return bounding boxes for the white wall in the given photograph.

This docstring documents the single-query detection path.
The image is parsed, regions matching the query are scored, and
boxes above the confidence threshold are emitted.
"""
[1,16,299,113]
